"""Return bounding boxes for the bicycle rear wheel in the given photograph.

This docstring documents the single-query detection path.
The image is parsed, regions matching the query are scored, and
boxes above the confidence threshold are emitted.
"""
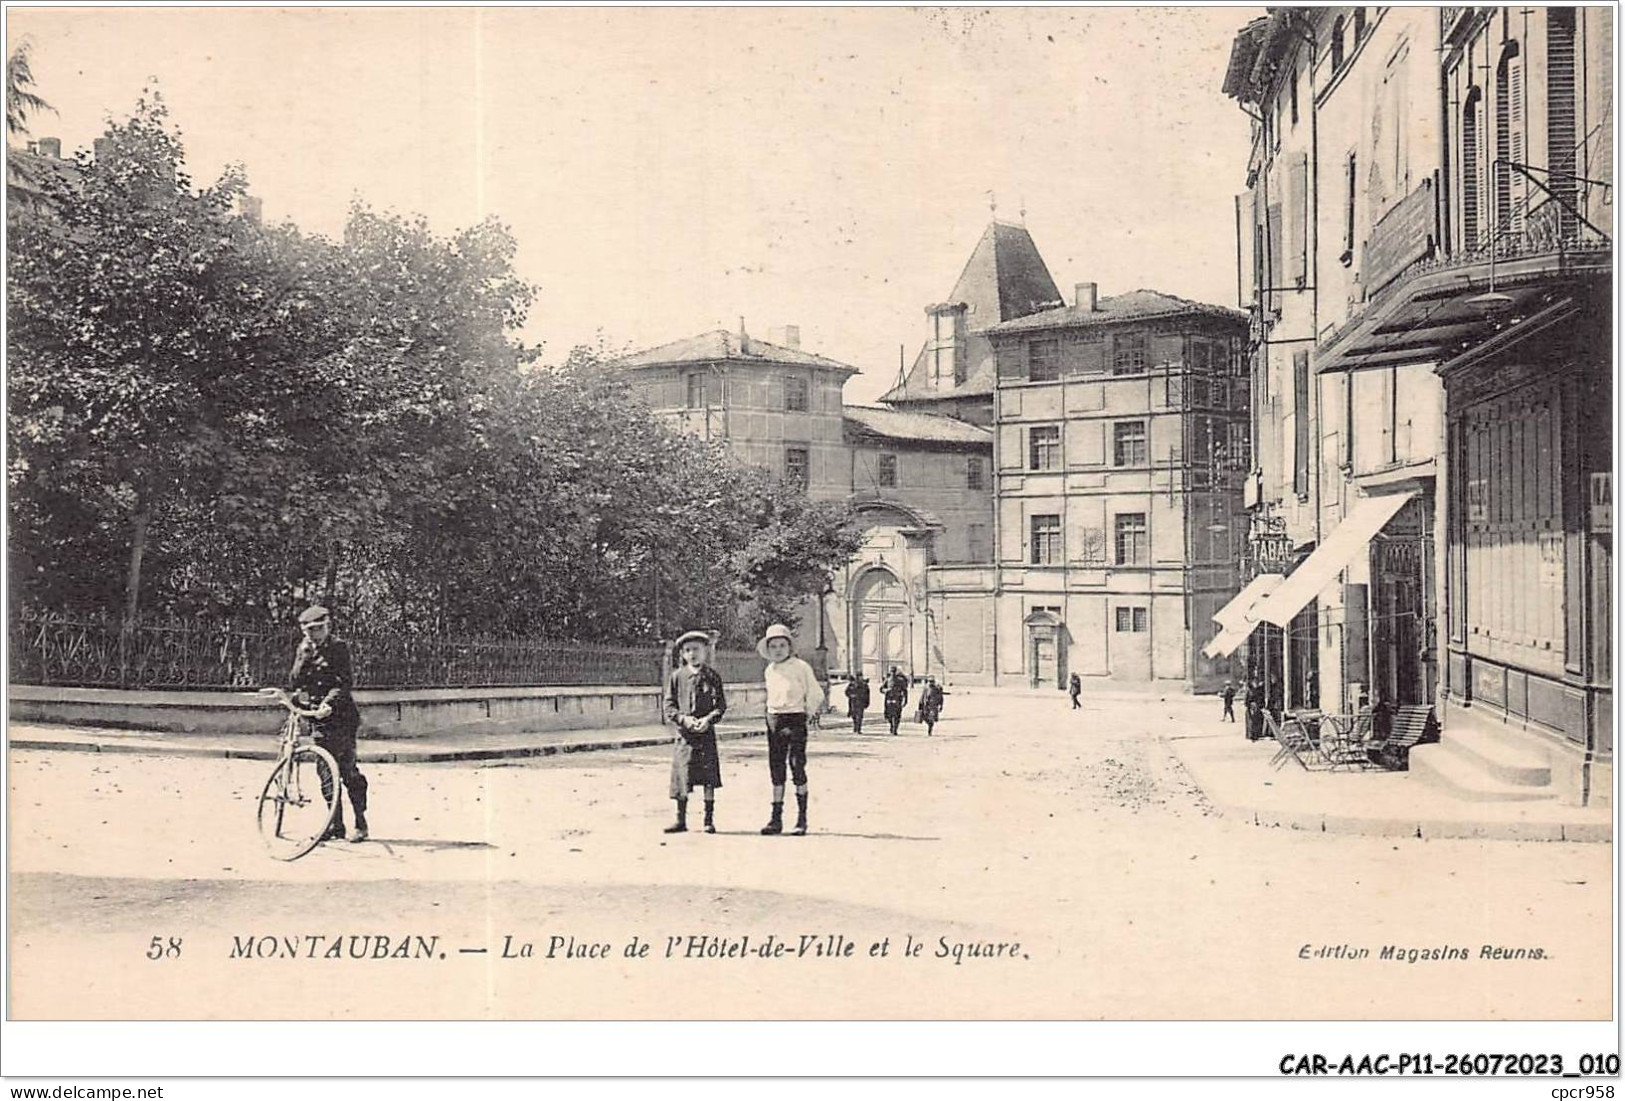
[256,744,341,860]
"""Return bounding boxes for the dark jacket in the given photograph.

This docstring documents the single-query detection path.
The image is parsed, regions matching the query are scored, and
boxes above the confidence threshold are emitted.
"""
[882,674,910,707]
[289,636,361,736]
[664,663,727,739]
[920,684,945,722]
[845,679,871,709]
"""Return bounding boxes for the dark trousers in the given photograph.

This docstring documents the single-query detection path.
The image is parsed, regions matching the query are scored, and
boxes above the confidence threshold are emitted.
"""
[766,712,809,787]
[316,725,368,819]
[1223,700,1236,722]
[1070,693,1081,710]
[849,706,865,733]
[884,702,902,733]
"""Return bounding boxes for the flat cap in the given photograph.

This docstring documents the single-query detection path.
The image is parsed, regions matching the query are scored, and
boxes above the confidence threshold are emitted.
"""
[297,605,331,626]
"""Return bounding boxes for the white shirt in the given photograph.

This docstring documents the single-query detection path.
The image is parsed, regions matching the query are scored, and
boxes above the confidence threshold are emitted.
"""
[764,656,825,715]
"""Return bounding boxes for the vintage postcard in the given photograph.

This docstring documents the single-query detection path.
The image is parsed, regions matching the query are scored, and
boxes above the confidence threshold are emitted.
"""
[4,3,1616,1049]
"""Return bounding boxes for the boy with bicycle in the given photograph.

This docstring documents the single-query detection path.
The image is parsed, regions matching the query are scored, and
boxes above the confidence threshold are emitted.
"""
[289,605,369,843]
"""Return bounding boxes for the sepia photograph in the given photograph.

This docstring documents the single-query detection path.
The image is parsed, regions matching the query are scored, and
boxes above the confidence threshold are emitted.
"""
[2,1,1618,1079]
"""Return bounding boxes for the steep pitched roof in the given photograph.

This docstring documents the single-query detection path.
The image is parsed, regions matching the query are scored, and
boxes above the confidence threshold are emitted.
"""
[879,221,1062,405]
[615,329,860,374]
[843,405,993,448]
[941,220,1066,324]
[983,289,1248,334]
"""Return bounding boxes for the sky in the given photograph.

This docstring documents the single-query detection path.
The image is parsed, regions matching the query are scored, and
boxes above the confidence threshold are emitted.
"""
[9,5,1261,403]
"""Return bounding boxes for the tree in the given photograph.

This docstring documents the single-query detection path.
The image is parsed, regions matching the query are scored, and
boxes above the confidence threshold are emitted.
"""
[6,41,56,210]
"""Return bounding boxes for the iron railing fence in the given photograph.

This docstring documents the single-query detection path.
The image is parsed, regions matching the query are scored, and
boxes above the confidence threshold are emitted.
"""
[6,607,761,691]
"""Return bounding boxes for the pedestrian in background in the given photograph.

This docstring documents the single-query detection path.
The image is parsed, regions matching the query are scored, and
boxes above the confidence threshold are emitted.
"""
[882,666,908,736]
[919,677,945,736]
[844,673,871,734]
[757,623,823,836]
[1244,678,1264,741]
[1221,680,1237,723]
[663,629,727,834]
[1068,672,1082,710]
[288,605,369,843]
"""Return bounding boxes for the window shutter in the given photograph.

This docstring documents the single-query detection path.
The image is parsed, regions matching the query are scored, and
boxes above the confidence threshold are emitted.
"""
[1267,203,1284,311]
[1547,9,1579,236]
[1288,153,1309,284]
[1293,350,1310,497]
[1236,191,1258,306]
[1507,52,1526,232]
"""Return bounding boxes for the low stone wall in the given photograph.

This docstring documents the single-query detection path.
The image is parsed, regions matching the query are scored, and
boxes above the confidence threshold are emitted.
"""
[8,683,770,739]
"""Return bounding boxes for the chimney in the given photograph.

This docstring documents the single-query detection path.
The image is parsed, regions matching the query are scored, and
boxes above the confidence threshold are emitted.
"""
[782,324,801,349]
[1075,282,1098,311]
[36,137,61,160]
[738,316,749,355]
[93,137,114,163]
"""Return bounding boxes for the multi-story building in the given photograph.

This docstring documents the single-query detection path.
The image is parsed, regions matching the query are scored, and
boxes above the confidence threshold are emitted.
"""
[982,287,1249,690]
[620,219,1250,693]
[616,326,858,502]
[1221,6,1612,806]
[616,323,995,679]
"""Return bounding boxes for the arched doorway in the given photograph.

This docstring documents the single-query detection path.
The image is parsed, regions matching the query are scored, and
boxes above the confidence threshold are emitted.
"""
[851,567,910,682]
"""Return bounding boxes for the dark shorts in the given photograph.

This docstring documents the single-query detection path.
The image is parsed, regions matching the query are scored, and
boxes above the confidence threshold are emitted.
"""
[766,712,809,786]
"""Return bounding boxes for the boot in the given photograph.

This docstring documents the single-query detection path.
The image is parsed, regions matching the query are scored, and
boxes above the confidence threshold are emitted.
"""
[322,806,347,842]
[703,801,715,834]
[664,800,688,834]
[760,802,783,835]
[793,793,808,836]
[348,810,369,843]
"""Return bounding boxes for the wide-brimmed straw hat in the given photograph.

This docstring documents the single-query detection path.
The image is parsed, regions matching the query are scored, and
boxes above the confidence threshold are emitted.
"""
[756,623,795,659]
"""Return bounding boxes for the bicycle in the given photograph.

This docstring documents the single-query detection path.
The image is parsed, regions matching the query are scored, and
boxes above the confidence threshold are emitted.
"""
[254,687,342,860]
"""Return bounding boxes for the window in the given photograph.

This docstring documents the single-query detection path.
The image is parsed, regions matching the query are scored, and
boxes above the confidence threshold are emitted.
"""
[1342,151,1357,262]
[877,453,898,488]
[1028,425,1062,471]
[1293,351,1310,497]
[1113,421,1147,466]
[1114,512,1148,566]
[1028,339,1061,383]
[1289,63,1299,125]
[1330,16,1346,70]
[784,447,809,489]
[1495,42,1525,234]
[1227,420,1250,470]
[1548,9,1579,237]
[966,455,985,490]
[1115,606,1148,633]
[1030,514,1062,566]
[685,372,709,409]
[1462,89,1483,250]
[1112,331,1147,375]
[784,375,809,412]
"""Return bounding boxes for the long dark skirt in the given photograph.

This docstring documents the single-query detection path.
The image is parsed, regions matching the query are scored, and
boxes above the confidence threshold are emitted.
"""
[670,729,722,797]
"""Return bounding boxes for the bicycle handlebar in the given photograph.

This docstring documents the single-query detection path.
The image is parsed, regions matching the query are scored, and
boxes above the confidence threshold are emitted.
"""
[255,686,327,719]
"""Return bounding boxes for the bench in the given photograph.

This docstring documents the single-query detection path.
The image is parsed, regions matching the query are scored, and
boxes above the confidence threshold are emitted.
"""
[1367,703,1439,770]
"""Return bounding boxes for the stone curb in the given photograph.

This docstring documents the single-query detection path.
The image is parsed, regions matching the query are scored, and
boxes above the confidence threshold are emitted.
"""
[10,724,769,765]
[1163,736,1612,844]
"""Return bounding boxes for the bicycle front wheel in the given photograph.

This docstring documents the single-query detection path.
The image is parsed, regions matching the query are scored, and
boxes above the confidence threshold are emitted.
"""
[256,744,341,860]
